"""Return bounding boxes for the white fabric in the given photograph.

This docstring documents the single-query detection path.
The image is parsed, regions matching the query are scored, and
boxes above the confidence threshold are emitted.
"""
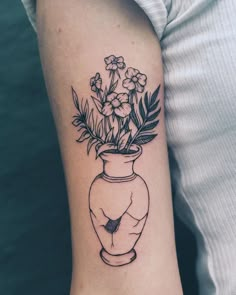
[21,0,236,294]
[22,0,36,31]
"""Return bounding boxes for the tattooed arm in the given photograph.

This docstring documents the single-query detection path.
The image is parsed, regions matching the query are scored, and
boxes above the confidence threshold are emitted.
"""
[37,0,182,294]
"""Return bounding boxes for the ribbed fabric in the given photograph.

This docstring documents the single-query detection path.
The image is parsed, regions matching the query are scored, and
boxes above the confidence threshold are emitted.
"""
[160,2,236,294]
[21,1,236,294]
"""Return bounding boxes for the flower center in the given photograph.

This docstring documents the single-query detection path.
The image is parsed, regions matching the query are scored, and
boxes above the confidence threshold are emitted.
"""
[112,58,118,64]
[132,76,138,83]
[111,98,121,108]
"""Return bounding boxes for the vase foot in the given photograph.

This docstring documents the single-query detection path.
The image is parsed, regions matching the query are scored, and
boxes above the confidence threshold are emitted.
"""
[100,248,136,267]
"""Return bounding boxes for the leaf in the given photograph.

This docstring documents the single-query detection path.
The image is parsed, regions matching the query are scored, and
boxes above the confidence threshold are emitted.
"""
[139,99,146,121]
[148,107,161,121]
[105,128,114,142]
[88,109,95,131]
[130,108,141,128]
[122,117,130,132]
[84,100,89,116]
[91,96,103,113]
[72,87,81,113]
[103,86,108,102]
[119,129,126,138]
[72,117,80,127]
[150,85,160,105]
[141,120,159,132]
[96,143,116,157]
[110,116,119,138]
[97,119,104,138]
[133,134,157,145]
[87,138,97,155]
[116,69,121,79]
[75,126,86,139]
[80,98,84,113]
[144,92,149,110]
[118,131,131,150]
[76,124,85,132]
[149,100,160,112]
[76,130,90,143]
[127,84,161,147]
[109,80,118,93]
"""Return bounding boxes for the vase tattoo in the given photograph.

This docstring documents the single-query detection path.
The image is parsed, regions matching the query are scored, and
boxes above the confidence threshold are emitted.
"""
[72,55,161,267]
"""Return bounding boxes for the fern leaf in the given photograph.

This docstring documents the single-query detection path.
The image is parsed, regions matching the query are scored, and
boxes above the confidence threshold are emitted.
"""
[148,108,161,121]
[129,85,161,146]
[133,134,157,145]
[139,99,146,121]
[150,85,160,105]
[141,120,159,132]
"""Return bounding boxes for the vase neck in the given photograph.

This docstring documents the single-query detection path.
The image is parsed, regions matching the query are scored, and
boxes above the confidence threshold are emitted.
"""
[103,159,134,178]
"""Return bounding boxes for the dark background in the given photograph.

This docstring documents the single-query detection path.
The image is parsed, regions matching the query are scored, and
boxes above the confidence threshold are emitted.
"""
[0,1,198,294]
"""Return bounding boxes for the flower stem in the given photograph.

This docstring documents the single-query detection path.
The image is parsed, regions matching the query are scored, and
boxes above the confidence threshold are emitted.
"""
[98,90,103,102]
[104,117,108,135]
[116,117,122,145]
[129,91,134,104]
[108,116,112,130]
[108,71,115,93]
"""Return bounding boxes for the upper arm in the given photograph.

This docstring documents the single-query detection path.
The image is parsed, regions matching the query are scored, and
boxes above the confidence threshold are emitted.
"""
[36,1,182,294]
[37,0,163,104]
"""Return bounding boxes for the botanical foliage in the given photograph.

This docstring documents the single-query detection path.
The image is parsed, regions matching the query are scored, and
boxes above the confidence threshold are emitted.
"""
[72,55,161,157]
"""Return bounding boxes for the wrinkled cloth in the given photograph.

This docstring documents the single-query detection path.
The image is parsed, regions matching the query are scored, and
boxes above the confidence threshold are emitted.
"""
[21,0,236,294]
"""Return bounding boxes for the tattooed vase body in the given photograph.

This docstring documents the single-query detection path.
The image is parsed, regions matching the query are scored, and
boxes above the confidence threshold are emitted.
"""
[89,145,149,267]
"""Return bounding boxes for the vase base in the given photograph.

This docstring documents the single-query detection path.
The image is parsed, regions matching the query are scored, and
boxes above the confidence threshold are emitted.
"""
[100,248,136,267]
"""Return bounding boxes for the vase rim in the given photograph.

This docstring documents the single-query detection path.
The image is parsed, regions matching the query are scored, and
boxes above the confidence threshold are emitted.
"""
[99,144,142,162]
[101,172,137,182]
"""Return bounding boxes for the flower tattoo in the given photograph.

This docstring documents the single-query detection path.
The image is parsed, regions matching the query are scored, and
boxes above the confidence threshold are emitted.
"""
[123,67,147,93]
[102,93,131,118]
[104,55,126,71]
[72,54,161,155]
[71,54,162,268]
[90,72,102,92]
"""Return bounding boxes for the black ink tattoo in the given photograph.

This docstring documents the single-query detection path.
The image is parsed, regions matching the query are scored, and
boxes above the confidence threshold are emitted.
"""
[72,55,161,267]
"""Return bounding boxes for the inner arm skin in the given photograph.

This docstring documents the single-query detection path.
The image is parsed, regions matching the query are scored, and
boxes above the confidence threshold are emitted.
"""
[36,0,182,294]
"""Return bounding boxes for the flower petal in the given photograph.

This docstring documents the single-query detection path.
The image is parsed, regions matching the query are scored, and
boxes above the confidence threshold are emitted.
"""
[117,56,124,63]
[96,78,102,89]
[111,64,118,70]
[91,85,97,92]
[137,73,147,86]
[104,55,115,65]
[90,77,95,86]
[106,64,114,70]
[106,92,117,102]
[102,102,113,116]
[117,93,129,103]
[115,103,131,117]
[125,67,139,78]
[117,62,126,69]
[95,72,100,80]
[122,79,135,91]
[135,82,144,93]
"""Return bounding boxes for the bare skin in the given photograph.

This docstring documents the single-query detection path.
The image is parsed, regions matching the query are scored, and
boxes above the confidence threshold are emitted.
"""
[36,0,183,294]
